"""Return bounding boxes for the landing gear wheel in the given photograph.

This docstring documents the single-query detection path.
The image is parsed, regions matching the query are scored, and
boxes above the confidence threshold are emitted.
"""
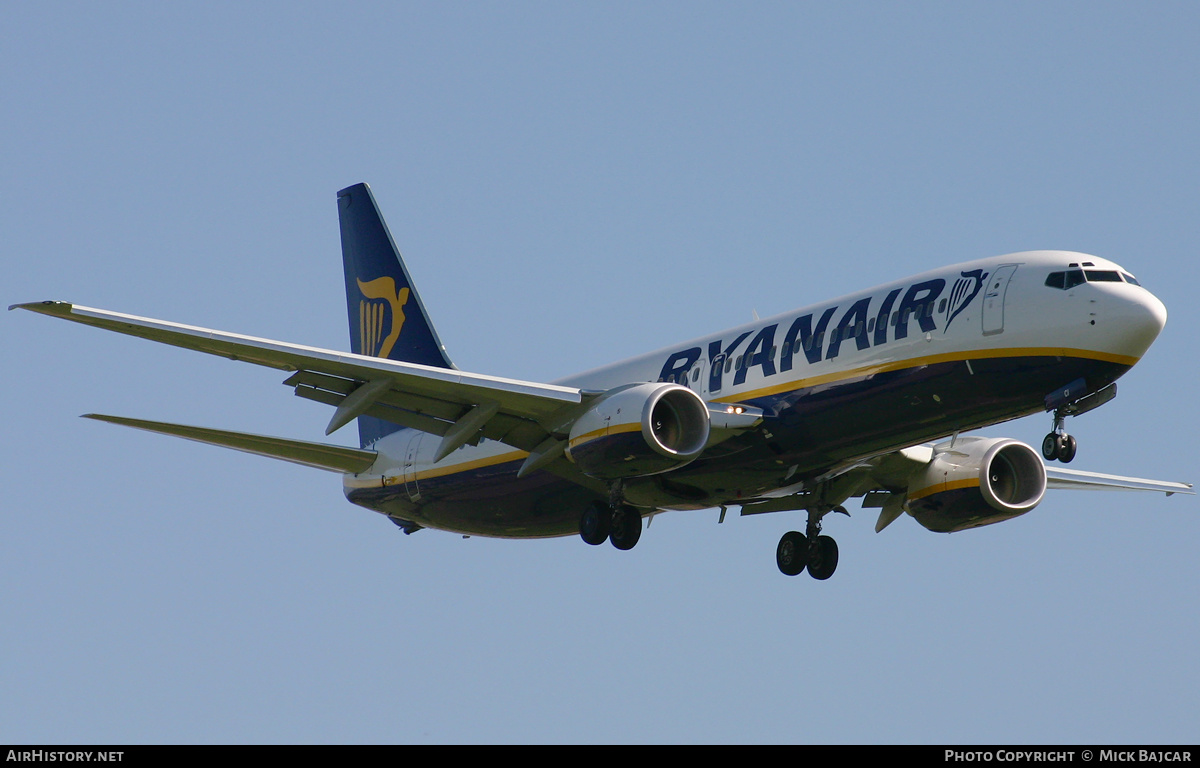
[1043,432,1078,463]
[807,535,839,580]
[609,504,643,551]
[1058,434,1077,463]
[579,501,612,546]
[776,531,808,576]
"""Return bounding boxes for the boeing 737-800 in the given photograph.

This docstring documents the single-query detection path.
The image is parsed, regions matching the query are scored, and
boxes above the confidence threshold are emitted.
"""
[14,183,1192,580]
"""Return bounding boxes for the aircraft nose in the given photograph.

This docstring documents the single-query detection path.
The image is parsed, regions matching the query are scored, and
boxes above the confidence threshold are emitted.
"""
[1111,286,1167,359]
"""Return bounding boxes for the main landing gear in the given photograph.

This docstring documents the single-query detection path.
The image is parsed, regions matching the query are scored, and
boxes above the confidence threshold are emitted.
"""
[1042,408,1077,463]
[579,500,643,550]
[776,506,844,580]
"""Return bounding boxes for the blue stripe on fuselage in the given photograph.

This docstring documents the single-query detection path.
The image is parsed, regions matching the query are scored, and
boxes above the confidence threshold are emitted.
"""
[356,349,1129,538]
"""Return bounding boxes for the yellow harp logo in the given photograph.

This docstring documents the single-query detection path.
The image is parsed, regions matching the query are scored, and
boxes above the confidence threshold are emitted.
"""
[357,277,411,359]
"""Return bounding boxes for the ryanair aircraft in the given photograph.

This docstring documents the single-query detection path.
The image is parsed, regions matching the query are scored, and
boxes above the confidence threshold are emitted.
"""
[15,183,1192,581]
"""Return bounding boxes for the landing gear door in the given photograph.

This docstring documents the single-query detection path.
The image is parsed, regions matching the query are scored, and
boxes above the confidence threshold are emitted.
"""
[982,264,1018,336]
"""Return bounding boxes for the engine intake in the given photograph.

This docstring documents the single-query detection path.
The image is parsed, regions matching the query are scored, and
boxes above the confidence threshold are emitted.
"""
[566,383,710,480]
[907,437,1047,533]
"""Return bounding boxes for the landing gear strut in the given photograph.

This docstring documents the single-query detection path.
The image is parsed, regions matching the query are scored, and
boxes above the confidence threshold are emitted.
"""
[776,506,845,580]
[579,500,643,550]
[1042,408,1077,463]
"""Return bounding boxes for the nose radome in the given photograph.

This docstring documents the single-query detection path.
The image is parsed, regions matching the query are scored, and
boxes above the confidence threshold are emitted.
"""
[1113,288,1167,359]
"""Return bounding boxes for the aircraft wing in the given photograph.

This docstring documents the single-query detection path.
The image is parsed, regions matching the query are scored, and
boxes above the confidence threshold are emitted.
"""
[738,442,1192,534]
[1043,466,1194,495]
[12,301,588,456]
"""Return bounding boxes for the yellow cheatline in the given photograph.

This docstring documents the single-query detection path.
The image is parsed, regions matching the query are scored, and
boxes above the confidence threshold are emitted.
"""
[378,348,1137,485]
[410,450,529,481]
[714,347,1139,404]
[907,477,981,502]
[567,422,641,450]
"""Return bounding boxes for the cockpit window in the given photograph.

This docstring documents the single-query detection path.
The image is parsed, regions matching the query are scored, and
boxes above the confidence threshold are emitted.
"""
[1048,267,1144,290]
[1045,270,1085,289]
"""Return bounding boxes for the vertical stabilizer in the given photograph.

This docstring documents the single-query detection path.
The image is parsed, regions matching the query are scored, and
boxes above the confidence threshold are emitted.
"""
[337,183,455,446]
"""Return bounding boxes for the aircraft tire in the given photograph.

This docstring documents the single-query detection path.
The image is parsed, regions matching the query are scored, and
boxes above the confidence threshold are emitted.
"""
[776,531,808,576]
[1042,433,1059,461]
[579,501,612,546]
[1058,434,1077,463]
[609,504,642,551]
[807,535,839,580]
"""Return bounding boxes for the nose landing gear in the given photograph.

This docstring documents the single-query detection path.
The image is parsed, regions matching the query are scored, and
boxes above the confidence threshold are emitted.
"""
[1042,409,1077,463]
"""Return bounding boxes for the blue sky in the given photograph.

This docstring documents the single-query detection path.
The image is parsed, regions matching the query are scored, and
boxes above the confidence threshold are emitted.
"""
[3,2,1197,744]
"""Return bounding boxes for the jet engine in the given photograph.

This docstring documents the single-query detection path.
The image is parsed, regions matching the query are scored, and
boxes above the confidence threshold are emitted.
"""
[565,382,710,480]
[906,437,1047,532]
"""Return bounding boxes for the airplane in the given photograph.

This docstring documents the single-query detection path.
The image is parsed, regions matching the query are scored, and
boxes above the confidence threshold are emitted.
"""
[13,182,1193,580]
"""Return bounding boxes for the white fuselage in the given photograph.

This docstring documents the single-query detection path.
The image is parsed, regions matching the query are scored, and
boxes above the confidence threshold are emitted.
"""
[344,250,1166,536]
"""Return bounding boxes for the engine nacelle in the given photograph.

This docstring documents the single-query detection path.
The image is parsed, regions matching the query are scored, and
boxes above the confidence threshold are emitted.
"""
[565,383,710,480]
[907,437,1047,533]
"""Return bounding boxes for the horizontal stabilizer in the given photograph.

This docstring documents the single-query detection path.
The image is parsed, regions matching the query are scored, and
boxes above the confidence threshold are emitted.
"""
[83,414,378,474]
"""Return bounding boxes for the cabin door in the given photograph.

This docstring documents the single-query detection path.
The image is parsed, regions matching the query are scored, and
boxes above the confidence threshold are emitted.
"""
[402,432,424,501]
[982,265,1019,336]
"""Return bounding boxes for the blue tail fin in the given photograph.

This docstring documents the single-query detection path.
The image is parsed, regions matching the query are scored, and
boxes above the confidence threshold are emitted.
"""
[337,183,455,446]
